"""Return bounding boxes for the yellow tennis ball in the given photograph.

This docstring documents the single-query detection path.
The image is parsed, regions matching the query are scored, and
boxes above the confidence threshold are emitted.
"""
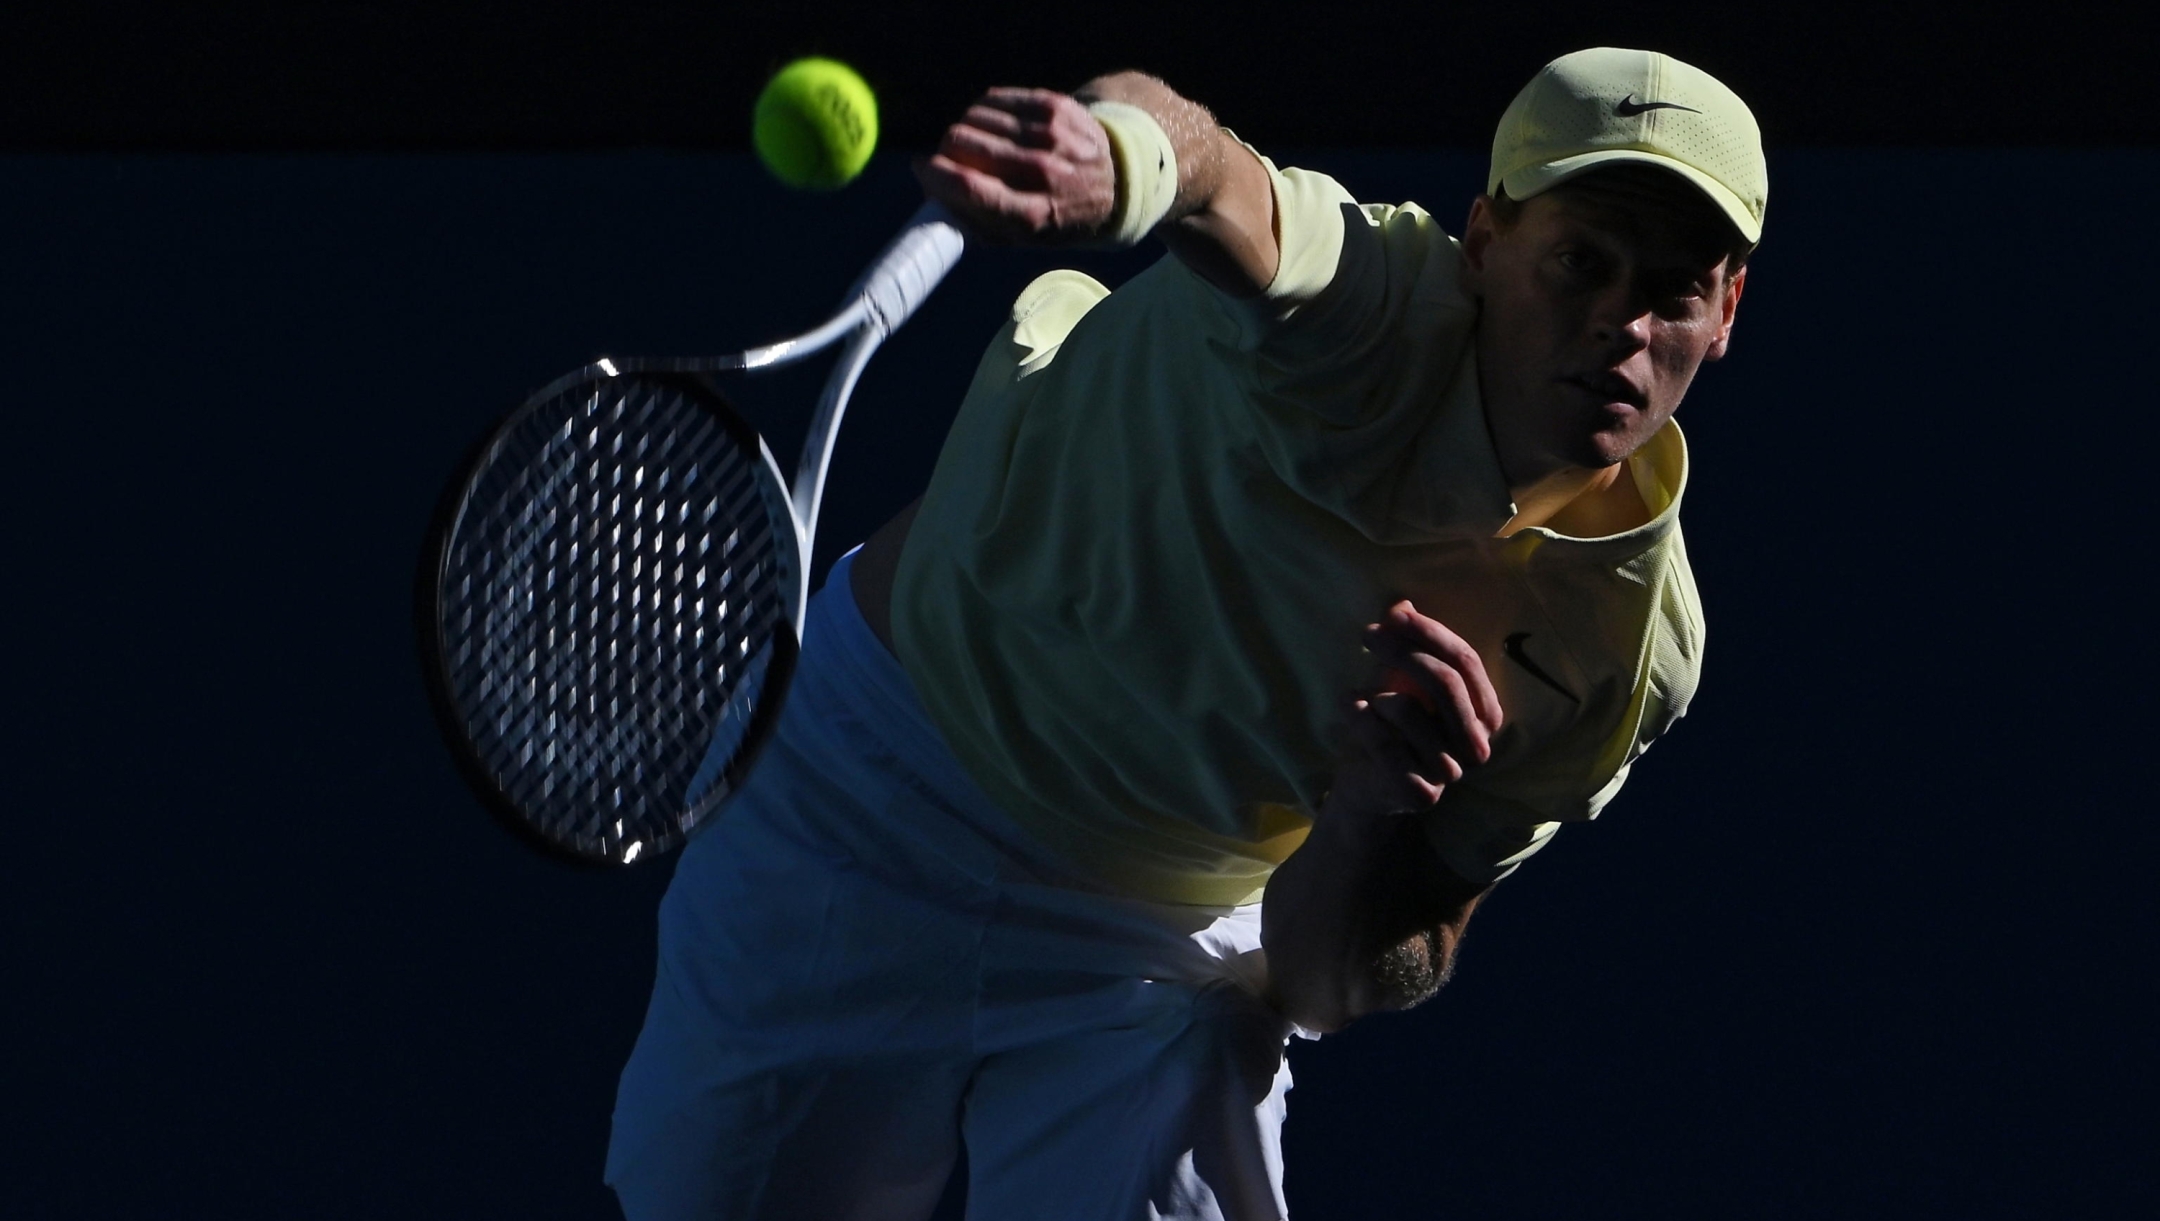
[753,58,879,191]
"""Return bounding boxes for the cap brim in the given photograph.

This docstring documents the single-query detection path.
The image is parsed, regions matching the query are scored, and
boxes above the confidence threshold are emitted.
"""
[1502,149,1762,246]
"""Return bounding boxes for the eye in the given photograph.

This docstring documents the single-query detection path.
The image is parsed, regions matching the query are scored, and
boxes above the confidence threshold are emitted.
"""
[1554,248,1597,274]
[1642,271,1711,316]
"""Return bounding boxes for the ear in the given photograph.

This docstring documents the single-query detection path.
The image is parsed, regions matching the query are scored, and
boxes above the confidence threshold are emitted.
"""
[1460,195,1498,296]
[1704,263,1747,361]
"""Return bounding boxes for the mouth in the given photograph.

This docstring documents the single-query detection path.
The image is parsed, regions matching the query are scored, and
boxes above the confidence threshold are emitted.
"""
[1562,373,1648,410]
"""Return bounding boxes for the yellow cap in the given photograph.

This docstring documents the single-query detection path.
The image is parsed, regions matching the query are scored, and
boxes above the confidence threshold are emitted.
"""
[1489,47,1767,245]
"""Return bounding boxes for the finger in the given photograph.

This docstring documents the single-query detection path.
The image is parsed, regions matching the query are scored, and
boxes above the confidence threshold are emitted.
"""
[1367,692,1467,785]
[1363,627,1493,764]
[959,103,1030,143]
[982,90,1112,162]
[916,153,1024,215]
[1385,601,1504,732]
[1386,651,1489,765]
[1351,701,1452,794]
[963,100,1071,153]
[978,87,1064,122]
[914,155,1051,239]
[1383,601,1501,730]
[1346,704,1447,807]
[938,124,1053,188]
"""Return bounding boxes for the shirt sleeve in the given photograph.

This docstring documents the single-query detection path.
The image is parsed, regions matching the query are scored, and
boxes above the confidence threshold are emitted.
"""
[1421,784,1567,886]
[1421,757,1645,884]
[1218,151,1474,429]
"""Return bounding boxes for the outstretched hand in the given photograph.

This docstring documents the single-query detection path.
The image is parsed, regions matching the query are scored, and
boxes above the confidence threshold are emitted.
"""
[914,88,1118,245]
[1328,601,1505,826]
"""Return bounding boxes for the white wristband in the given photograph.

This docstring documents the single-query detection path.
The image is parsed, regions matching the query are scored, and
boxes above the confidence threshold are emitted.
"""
[1086,100,1179,246]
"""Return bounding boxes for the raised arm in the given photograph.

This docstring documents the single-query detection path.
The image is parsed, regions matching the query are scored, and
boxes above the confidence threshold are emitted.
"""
[914,72,1281,296]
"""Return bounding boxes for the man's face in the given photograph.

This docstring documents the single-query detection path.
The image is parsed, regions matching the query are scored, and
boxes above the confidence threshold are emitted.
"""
[1460,175,1746,486]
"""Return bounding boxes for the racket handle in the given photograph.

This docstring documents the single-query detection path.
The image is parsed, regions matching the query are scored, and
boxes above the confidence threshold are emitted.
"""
[848,201,966,340]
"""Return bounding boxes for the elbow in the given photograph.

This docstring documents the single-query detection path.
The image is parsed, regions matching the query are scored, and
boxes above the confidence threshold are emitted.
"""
[1264,933,1458,1035]
[1368,932,1456,1012]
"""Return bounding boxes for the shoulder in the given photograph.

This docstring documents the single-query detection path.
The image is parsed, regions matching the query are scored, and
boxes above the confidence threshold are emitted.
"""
[1009,269,1113,377]
[1213,154,1474,396]
[1254,153,1462,317]
[1261,161,1359,305]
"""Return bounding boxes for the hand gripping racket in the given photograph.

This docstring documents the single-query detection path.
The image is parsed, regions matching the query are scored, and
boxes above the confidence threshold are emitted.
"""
[418,202,965,866]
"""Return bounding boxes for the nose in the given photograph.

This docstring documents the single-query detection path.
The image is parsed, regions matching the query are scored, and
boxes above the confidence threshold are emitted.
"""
[1590,284,1652,356]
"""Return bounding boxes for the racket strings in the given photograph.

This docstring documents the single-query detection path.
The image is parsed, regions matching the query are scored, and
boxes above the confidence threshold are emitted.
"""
[438,374,792,862]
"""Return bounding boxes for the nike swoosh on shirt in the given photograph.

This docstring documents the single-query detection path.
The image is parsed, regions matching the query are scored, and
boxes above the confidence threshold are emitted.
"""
[1504,632,1580,704]
[1615,95,1702,117]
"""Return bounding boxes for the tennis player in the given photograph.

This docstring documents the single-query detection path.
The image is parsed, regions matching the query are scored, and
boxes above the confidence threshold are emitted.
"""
[607,47,1764,1220]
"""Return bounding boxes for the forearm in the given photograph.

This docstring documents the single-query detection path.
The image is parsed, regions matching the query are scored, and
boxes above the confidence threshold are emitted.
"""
[1073,71,1279,295]
[1262,810,1487,1033]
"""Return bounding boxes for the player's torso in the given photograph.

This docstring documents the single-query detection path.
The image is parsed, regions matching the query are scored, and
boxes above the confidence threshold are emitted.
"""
[1118,416,1700,823]
[898,268,1699,836]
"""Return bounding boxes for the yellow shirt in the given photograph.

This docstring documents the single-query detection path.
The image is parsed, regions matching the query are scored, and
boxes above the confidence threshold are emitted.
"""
[892,156,1705,906]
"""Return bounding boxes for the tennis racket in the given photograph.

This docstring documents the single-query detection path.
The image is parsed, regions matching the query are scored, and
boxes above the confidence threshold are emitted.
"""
[418,201,965,866]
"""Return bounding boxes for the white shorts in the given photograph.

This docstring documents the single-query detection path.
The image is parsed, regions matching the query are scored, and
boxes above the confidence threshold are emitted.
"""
[605,549,1296,1221]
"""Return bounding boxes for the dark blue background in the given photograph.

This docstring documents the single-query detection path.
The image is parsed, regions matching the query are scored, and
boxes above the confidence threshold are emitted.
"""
[4,149,2151,1217]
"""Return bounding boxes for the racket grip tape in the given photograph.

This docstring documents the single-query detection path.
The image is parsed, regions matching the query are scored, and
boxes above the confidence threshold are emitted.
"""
[850,201,966,339]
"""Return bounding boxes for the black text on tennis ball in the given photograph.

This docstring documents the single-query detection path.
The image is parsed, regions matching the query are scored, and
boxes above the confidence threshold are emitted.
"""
[753,59,879,190]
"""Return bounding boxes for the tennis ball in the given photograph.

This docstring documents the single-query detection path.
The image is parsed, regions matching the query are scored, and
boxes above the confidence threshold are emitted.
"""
[753,58,878,190]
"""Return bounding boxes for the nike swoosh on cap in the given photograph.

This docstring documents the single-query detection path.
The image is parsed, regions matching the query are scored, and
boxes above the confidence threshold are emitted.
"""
[1614,95,1702,117]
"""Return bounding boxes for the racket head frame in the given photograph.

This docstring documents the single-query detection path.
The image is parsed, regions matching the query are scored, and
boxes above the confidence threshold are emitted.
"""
[414,367,802,866]
[416,202,964,865]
